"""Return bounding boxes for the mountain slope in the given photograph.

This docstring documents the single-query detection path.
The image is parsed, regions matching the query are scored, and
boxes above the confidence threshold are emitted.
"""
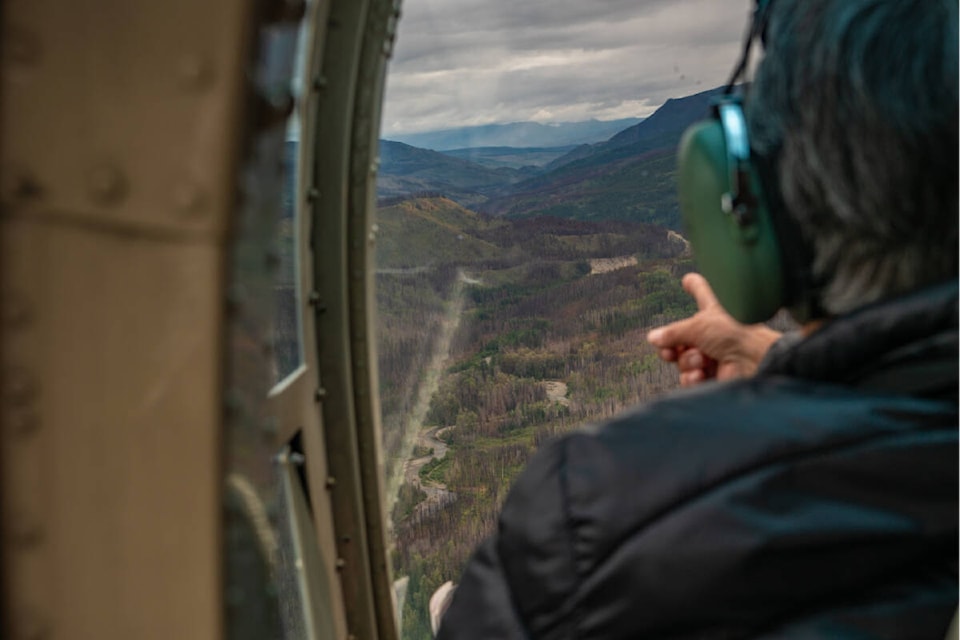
[377,141,530,208]
[546,86,724,171]
[375,197,505,268]
[478,86,724,227]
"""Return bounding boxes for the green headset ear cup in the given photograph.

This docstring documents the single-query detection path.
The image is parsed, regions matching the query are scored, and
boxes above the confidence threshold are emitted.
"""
[677,119,785,323]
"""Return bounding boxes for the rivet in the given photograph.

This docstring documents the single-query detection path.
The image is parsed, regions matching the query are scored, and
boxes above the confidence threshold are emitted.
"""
[289,452,305,466]
[178,55,213,91]
[2,169,43,202]
[307,291,321,306]
[261,417,278,437]
[265,248,280,269]
[87,164,127,206]
[314,387,327,401]
[312,75,328,90]
[3,292,32,328]
[9,510,43,548]
[173,182,206,217]
[335,557,346,570]
[3,369,36,407]
[325,476,336,489]
[224,389,243,416]
[226,285,245,314]
[306,188,319,203]
[7,411,39,436]
[267,502,280,523]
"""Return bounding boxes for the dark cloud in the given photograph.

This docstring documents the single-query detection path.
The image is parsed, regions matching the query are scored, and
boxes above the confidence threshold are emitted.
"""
[382,0,751,135]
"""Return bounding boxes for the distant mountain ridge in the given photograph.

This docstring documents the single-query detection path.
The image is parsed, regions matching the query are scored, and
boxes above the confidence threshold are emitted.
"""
[387,118,643,151]
[478,86,725,227]
[378,140,532,208]
[376,86,725,228]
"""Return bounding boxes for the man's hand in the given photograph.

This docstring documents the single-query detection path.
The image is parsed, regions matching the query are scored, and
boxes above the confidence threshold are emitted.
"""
[647,273,782,386]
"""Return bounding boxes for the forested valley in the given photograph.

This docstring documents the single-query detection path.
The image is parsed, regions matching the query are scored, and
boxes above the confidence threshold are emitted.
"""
[375,196,699,638]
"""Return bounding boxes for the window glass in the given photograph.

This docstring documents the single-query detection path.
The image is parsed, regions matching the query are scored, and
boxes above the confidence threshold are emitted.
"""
[271,126,301,383]
[376,2,747,637]
[223,5,315,639]
[271,13,311,385]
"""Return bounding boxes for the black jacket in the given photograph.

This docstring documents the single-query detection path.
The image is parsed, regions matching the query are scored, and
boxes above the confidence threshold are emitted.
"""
[438,281,958,639]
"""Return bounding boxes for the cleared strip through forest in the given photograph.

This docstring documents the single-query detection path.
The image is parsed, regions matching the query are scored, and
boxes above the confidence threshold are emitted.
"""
[386,268,472,514]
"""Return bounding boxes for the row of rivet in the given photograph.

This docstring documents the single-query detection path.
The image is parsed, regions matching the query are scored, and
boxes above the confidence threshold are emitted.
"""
[287,25,367,640]
[3,36,214,216]
[2,290,47,639]
[1,162,210,219]
[6,27,214,93]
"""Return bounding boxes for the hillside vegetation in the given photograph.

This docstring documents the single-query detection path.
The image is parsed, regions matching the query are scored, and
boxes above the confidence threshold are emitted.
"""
[377,141,530,208]
[375,197,696,639]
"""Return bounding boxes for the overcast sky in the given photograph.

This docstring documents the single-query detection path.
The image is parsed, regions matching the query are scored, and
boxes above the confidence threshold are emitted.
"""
[381,0,752,136]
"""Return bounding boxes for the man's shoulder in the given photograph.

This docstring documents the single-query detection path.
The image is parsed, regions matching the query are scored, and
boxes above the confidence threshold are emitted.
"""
[580,372,954,473]
[494,377,957,636]
[502,374,956,575]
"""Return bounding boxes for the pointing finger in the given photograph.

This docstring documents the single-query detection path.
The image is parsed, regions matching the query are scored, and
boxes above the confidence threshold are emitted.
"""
[648,317,699,349]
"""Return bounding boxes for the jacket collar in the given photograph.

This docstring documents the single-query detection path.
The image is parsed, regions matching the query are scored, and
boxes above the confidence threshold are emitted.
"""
[757,280,958,397]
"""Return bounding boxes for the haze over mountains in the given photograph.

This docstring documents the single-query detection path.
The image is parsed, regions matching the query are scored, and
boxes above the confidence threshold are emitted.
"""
[388,118,642,151]
[377,86,724,229]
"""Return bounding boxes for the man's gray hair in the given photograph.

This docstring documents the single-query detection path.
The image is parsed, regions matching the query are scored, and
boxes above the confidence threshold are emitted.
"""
[746,0,958,315]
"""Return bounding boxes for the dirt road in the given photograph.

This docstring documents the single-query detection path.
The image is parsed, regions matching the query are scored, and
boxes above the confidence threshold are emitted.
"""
[385,270,473,515]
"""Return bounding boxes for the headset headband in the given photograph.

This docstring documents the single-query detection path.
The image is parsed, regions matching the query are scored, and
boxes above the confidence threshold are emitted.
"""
[708,0,824,321]
[724,0,775,94]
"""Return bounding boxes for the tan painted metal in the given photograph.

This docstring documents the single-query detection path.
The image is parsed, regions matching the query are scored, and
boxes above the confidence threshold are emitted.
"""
[0,0,255,638]
[1,220,223,640]
[1,0,251,240]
